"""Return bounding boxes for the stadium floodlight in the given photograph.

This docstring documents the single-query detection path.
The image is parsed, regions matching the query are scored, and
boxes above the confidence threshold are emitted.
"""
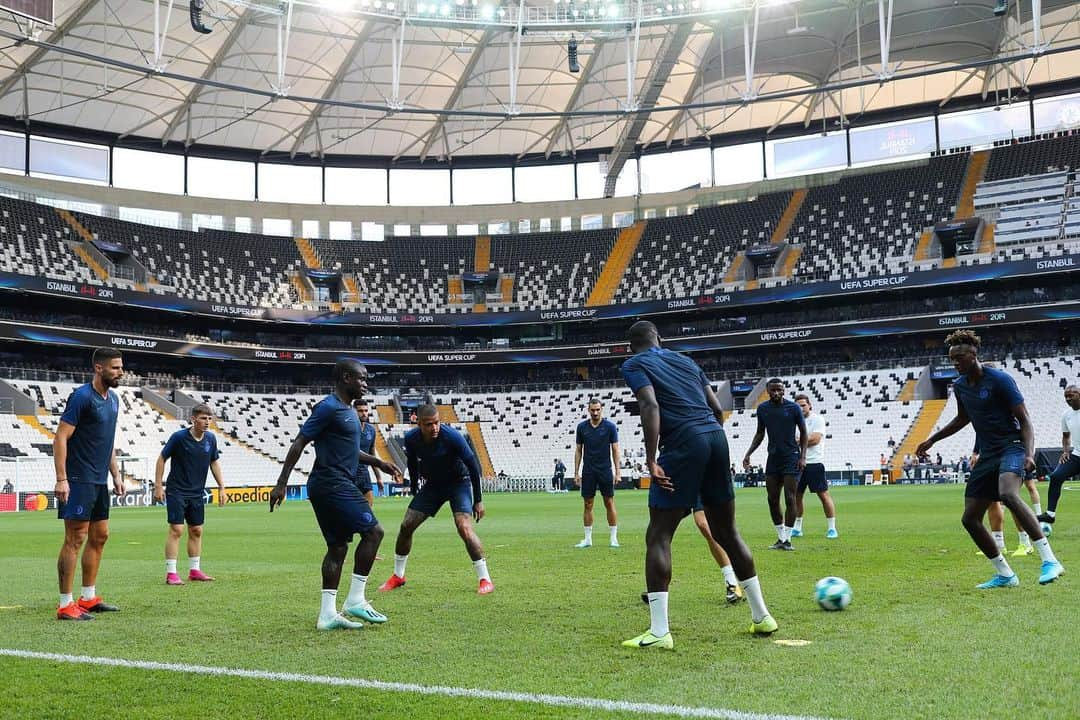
[567,36,580,72]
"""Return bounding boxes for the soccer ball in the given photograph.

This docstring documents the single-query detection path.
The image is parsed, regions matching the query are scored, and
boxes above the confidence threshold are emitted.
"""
[1041,522,1053,538]
[814,576,852,611]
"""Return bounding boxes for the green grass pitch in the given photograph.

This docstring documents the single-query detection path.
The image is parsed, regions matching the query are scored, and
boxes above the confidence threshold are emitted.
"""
[0,485,1076,720]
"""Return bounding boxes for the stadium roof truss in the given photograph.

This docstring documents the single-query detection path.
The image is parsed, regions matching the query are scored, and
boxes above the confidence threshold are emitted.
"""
[0,0,1076,167]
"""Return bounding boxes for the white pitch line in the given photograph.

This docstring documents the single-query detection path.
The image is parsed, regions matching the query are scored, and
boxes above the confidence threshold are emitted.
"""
[0,648,838,720]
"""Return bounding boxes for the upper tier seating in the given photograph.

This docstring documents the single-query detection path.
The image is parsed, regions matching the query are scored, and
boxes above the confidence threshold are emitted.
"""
[75,212,303,309]
[983,133,1080,181]
[315,236,474,313]
[488,229,618,311]
[613,193,790,303]
[0,197,99,284]
[787,155,967,281]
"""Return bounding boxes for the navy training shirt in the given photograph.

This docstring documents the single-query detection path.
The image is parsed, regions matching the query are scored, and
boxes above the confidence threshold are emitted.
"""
[576,419,618,475]
[755,399,806,457]
[60,383,119,485]
[300,394,361,490]
[952,366,1024,455]
[161,428,220,497]
[620,346,721,449]
[403,424,483,502]
[356,421,377,484]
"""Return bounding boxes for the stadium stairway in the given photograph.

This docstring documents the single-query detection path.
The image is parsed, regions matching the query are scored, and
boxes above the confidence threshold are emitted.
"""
[586,222,645,306]
[896,379,918,402]
[57,209,111,281]
[772,188,808,244]
[296,238,322,269]
[448,276,464,306]
[465,421,496,479]
[288,272,313,303]
[890,399,947,478]
[978,223,996,255]
[377,405,399,425]
[437,405,460,423]
[474,235,491,273]
[913,229,935,262]
[373,426,393,464]
[499,274,514,304]
[955,150,991,220]
[343,274,360,300]
[723,253,747,284]
[18,414,54,441]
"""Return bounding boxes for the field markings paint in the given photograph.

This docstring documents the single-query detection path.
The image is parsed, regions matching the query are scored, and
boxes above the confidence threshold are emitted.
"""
[0,648,839,720]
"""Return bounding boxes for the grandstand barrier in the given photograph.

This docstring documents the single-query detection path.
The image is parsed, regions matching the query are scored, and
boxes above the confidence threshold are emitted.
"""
[4,299,1079,366]
[0,253,1076,327]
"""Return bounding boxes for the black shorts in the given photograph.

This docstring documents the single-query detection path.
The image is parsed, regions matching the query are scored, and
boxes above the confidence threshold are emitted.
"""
[166,494,205,526]
[580,469,614,499]
[309,483,379,546]
[765,452,799,477]
[652,429,733,512]
[966,445,1026,501]
[58,482,109,522]
[797,463,828,494]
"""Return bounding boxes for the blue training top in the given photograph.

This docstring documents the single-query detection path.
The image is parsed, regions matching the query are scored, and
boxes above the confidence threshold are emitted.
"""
[356,421,377,484]
[952,366,1024,455]
[300,394,361,490]
[755,399,806,457]
[403,424,483,502]
[576,419,618,476]
[620,346,721,449]
[161,428,220,497]
[60,383,119,485]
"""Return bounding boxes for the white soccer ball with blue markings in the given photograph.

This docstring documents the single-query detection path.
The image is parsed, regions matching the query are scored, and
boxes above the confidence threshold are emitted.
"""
[1041,522,1053,538]
[814,576,852,611]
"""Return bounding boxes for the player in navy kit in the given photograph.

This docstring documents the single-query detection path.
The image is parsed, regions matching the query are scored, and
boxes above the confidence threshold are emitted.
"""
[620,321,776,650]
[353,399,384,504]
[54,348,125,621]
[154,403,226,585]
[917,330,1064,588]
[379,404,493,595]
[742,379,807,550]
[573,399,621,548]
[269,359,402,630]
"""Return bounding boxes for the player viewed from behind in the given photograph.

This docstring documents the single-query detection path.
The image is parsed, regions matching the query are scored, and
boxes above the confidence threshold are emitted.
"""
[742,379,807,550]
[573,399,621,548]
[269,360,402,630]
[916,330,1064,588]
[1040,385,1080,526]
[792,394,838,539]
[154,403,226,585]
[379,404,493,595]
[621,321,775,650]
[352,399,385,505]
[640,504,745,605]
[54,347,125,621]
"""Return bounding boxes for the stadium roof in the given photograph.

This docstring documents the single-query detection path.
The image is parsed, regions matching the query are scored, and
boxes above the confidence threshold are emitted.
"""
[0,0,1077,165]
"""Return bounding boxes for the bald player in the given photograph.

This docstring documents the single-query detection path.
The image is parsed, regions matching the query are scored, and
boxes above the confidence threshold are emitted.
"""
[620,321,775,650]
[269,359,402,630]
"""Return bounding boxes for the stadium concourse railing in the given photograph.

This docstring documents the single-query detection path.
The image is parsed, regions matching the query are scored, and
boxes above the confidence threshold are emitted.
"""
[0,355,946,398]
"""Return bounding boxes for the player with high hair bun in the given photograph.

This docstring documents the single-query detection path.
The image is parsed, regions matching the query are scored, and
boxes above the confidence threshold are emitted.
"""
[917,330,1065,588]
